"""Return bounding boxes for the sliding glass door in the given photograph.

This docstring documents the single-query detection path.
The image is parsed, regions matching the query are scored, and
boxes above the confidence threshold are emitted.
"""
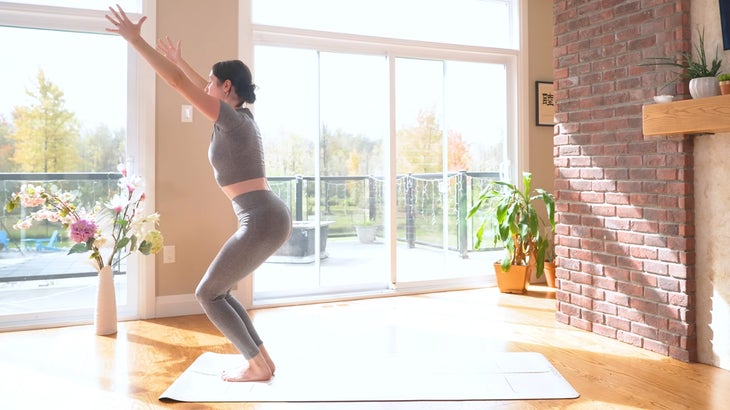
[394,58,507,286]
[248,0,519,302]
[252,47,390,300]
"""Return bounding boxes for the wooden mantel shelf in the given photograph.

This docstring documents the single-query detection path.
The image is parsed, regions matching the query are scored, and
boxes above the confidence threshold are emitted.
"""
[642,94,730,136]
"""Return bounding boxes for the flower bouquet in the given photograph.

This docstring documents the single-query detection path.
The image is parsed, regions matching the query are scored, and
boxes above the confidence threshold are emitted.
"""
[4,164,163,334]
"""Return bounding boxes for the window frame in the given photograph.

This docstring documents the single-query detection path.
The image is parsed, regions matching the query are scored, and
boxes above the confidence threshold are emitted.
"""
[0,1,157,330]
[237,0,523,306]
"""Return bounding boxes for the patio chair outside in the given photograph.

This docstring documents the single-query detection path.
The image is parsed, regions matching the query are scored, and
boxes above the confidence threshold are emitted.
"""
[22,230,61,252]
[0,230,9,251]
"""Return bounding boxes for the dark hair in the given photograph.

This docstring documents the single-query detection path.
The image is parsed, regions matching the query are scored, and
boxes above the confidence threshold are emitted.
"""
[211,60,257,105]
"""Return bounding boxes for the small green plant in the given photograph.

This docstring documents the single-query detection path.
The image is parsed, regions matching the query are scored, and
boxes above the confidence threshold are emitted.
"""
[719,73,730,82]
[642,27,722,86]
[467,172,555,278]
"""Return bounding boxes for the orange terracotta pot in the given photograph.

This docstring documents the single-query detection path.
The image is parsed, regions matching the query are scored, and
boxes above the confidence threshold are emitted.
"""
[720,81,730,96]
[493,263,528,294]
[544,261,557,288]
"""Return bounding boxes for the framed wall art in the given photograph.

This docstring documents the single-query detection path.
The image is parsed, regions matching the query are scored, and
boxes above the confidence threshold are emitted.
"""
[536,81,555,126]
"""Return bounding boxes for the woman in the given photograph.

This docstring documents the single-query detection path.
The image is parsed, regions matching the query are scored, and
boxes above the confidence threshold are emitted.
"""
[105,6,292,382]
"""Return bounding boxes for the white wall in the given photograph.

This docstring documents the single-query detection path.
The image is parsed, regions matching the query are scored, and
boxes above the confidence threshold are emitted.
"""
[693,0,730,370]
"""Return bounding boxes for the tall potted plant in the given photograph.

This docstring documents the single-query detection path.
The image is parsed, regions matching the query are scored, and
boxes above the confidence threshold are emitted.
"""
[642,27,722,99]
[468,172,555,294]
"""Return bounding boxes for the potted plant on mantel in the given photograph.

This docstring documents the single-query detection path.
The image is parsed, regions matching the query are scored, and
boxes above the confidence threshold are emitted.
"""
[719,73,730,95]
[468,172,555,294]
[642,27,722,99]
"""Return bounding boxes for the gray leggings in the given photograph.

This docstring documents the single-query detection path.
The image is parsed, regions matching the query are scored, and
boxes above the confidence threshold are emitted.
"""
[195,190,292,359]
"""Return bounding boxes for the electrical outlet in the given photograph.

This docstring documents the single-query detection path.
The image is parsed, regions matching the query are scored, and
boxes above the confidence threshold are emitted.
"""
[163,245,175,263]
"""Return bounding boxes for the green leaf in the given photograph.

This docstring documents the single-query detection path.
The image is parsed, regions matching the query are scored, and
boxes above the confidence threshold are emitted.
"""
[5,199,17,213]
[115,237,130,251]
[138,240,152,255]
[67,242,91,255]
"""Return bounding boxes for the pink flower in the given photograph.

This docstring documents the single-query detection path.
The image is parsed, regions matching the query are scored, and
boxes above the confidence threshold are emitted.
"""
[69,219,97,243]
[106,194,127,213]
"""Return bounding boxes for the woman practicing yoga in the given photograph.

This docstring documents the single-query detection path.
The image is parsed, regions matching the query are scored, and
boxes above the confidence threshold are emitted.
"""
[105,5,292,382]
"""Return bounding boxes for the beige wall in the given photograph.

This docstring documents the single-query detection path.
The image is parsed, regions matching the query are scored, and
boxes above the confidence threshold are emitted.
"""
[692,0,730,370]
[154,0,239,296]
[526,0,555,283]
[527,0,555,197]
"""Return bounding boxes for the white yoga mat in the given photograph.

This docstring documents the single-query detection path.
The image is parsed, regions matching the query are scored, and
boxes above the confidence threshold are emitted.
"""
[160,351,579,403]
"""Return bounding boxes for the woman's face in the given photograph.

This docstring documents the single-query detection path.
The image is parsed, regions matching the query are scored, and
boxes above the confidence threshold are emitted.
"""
[205,72,229,100]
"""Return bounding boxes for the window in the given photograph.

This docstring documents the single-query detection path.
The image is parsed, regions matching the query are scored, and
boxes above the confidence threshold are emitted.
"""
[0,1,150,329]
[4,0,140,12]
[253,0,517,49]
[249,0,518,302]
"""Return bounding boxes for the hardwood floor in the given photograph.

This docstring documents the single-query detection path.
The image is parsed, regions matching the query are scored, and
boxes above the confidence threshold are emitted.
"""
[1,286,728,409]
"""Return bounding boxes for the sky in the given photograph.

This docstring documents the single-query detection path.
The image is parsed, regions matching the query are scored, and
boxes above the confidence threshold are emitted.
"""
[0,25,127,132]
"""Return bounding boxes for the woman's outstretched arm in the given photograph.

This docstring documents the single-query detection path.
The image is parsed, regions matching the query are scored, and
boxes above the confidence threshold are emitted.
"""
[156,36,208,90]
[105,5,220,122]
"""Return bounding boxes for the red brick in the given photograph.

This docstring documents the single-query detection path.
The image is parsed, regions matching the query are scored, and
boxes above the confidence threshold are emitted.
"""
[571,316,592,331]
[617,330,643,347]
[657,276,681,292]
[643,260,668,275]
[606,290,630,306]
[593,275,618,291]
[669,292,689,307]
[630,246,657,259]
[631,322,658,339]
[644,287,669,304]
[617,281,644,297]
[606,315,631,331]
[583,310,604,323]
[593,323,617,338]
[571,294,593,309]
[630,271,658,287]
[645,314,669,331]
[553,0,696,362]
[617,306,644,322]
[643,338,669,356]
[594,300,616,315]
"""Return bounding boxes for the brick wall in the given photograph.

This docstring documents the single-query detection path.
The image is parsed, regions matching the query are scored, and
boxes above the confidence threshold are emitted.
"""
[552,0,697,362]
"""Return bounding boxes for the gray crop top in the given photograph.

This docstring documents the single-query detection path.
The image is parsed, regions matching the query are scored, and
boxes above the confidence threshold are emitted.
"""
[208,100,266,187]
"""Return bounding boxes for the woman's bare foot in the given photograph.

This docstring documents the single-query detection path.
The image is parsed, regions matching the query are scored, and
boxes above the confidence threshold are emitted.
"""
[221,354,272,382]
[258,344,276,375]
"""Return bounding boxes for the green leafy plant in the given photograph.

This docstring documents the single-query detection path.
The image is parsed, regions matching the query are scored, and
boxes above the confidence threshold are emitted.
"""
[468,172,555,278]
[719,73,730,82]
[642,27,722,86]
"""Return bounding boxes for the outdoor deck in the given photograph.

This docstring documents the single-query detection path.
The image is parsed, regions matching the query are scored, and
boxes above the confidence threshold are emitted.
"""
[0,238,501,315]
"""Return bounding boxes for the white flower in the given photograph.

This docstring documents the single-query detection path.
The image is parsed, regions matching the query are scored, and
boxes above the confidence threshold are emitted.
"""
[5,163,163,270]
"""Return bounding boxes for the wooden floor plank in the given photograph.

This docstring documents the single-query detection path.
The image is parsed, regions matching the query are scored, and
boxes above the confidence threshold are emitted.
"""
[1,286,728,409]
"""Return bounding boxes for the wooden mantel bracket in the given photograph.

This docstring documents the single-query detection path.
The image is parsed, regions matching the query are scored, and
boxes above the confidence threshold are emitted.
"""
[642,94,730,137]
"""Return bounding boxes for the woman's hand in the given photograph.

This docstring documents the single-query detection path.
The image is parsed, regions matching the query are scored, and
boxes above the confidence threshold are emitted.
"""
[105,4,147,43]
[156,36,183,66]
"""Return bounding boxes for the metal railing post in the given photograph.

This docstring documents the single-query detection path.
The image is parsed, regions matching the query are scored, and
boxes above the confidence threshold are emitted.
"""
[295,175,303,221]
[406,173,415,248]
[458,170,468,259]
[368,176,376,221]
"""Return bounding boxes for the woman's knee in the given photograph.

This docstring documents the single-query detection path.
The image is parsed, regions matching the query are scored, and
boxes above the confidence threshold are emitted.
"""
[195,281,225,304]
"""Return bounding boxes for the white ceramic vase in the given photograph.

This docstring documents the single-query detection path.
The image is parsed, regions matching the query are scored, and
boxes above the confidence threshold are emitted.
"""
[689,77,719,99]
[95,265,118,335]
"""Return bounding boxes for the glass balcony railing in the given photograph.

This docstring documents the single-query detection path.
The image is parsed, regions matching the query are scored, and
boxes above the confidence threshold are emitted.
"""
[1,171,500,283]
[0,172,124,283]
